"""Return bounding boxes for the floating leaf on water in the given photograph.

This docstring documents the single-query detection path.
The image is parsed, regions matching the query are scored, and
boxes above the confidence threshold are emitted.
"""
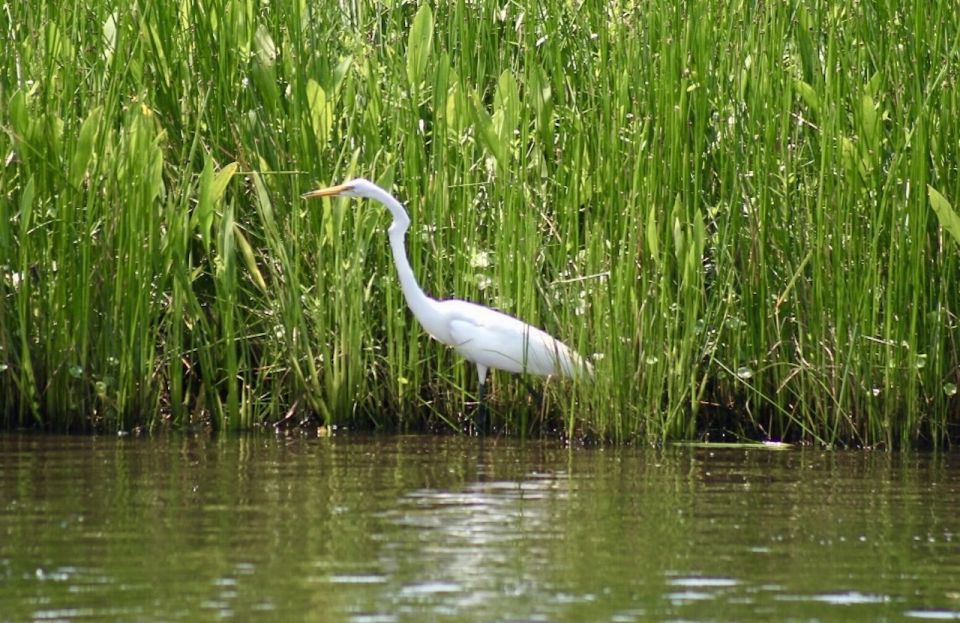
[944,383,957,397]
[736,366,754,380]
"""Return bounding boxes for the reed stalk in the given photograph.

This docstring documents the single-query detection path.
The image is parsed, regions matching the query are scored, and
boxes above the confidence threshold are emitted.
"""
[1,0,957,446]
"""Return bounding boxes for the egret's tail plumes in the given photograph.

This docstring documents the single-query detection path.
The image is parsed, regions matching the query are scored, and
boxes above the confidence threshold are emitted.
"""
[566,348,594,380]
[540,333,593,381]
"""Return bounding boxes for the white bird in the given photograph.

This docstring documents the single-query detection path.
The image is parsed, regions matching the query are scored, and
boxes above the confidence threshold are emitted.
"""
[302,178,591,425]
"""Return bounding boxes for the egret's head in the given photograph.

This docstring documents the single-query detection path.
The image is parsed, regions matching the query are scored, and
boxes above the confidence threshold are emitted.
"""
[302,177,409,230]
[301,178,377,200]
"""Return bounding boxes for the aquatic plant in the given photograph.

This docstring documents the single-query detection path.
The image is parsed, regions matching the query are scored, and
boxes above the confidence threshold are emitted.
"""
[1,1,957,446]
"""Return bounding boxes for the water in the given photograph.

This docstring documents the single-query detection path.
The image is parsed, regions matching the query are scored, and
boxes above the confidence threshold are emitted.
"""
[1,434,959,622]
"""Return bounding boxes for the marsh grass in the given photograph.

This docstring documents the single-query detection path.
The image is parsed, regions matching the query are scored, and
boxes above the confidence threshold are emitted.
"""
[1,0,958,446]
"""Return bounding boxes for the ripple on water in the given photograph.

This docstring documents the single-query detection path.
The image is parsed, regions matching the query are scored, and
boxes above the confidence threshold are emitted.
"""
[4,435,960,622]
[775,591,893,605]
[668,577,741,588]
[904,611,960,620]
[329,574,389,585]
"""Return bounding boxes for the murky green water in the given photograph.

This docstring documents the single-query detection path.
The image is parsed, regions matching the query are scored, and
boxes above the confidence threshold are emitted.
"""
[1,434,958,622]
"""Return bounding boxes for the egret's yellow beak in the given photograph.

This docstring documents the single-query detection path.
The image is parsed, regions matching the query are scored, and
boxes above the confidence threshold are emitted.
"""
[301,183,353,200]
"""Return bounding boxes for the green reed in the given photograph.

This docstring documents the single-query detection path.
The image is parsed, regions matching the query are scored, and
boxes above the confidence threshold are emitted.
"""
[1,0,958,446]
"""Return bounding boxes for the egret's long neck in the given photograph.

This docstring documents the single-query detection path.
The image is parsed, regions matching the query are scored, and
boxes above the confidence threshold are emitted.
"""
[370,187,437,323]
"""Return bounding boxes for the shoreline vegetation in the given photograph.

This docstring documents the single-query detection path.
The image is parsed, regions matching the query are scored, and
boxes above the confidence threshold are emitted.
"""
[1,2,958,446]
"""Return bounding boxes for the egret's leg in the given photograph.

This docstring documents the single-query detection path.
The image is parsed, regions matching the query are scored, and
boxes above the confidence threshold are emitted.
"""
[519,376,544,412]
[477,381,487,432]
[476,365,489,435]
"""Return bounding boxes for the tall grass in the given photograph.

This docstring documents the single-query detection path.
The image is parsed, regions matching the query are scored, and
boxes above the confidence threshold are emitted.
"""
[1,0,958,446]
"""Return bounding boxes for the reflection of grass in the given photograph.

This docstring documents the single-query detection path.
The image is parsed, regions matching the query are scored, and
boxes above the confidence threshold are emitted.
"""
[1,2,957,446]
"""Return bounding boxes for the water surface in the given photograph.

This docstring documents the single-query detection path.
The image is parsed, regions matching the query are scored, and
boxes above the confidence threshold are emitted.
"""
[1,434,958,621]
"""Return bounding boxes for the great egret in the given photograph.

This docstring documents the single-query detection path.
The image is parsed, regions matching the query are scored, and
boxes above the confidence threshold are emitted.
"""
[302,178,591,425]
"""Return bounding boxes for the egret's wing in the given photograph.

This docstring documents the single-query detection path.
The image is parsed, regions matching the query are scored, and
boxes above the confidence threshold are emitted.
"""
[448,312,585,378]
[448,317,529,374]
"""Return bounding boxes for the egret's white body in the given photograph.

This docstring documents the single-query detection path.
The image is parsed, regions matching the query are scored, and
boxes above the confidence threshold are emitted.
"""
[302,178,590,412]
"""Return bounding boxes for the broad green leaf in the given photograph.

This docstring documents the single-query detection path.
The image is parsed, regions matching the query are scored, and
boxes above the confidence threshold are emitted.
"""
[840,136,861,177]
[332,56,353,94]
[531,64,553,148]
[212,162,238,202]
[69,106,102,187]
[646,204,660,265]
[252,172,280,246]
[8,90,28,138]
[445,70,467,134]
[0,182,8,255]
[672,216,685,263]
[120,107,162,200]
[306,79,332,145]
[796,20,817,80]
[254,24,277,64]
[928,186,960,247]
[219,203,236,281]
[38,113,64,163]
[866,71,882,98]
[671,195,686,264]
[19,176,35,239]
[793,79,819,115]
[102,11,117,63]
[194,155,216,248]
[44,20,65,62]
[194,157,235,249]
[861,94,879,152]
[692,205,706,257]
[493,69,520,147]
[405,3,434,89]
[194,154,237,245]
[252,25,279,113]
[433,52,450,123]
[470,91,507,171]
[233,222,267,292]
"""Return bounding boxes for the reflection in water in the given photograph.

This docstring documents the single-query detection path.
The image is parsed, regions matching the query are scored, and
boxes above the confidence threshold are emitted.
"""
[0,434,959,622]
[384,467,573,615]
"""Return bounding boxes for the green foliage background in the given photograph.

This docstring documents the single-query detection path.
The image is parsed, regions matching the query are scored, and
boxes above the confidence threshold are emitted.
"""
[1,1,958,446]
